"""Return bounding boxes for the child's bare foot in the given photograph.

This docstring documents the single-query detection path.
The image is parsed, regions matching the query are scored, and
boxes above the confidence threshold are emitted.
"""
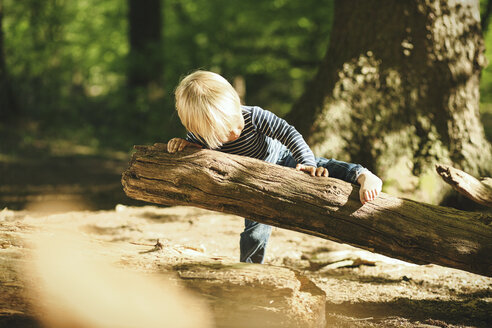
[357,171,382,204]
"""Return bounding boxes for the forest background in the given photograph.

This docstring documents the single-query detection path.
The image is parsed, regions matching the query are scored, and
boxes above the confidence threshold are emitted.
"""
[1,0,492,207]
[0,0,337,149]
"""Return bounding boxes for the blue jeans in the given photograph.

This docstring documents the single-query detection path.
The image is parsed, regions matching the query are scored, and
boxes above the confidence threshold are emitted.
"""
[239,146,368,263]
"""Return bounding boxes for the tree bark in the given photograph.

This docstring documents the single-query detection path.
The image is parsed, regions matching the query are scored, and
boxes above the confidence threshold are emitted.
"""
[436,163,492,207]
[286,0,492,203]
[121,144,492,277]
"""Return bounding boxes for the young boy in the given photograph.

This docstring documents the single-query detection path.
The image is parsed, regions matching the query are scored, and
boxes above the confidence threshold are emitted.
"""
[168,70,382,264]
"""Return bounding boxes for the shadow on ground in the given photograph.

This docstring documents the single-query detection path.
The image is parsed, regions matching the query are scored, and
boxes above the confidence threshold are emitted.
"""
[325,297,492,328]
[0,153,147,211]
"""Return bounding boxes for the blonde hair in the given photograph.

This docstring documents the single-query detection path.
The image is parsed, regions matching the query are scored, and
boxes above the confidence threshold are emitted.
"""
[175,70,243,149]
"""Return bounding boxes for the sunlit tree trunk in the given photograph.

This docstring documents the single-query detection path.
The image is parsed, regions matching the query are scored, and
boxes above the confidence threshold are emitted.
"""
[287,0,492,203]
[127,0,163,90]
[0,0,18,120]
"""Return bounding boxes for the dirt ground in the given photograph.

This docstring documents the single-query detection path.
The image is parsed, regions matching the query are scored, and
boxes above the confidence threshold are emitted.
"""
[0,152,491,328]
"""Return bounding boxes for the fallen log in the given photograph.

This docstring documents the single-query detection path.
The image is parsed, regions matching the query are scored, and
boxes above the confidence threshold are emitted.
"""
[436,164,492,208]
[122,144,492,277]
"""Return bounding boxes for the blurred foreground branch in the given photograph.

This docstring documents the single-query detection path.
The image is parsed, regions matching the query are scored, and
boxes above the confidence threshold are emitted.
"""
[122,144,492,277]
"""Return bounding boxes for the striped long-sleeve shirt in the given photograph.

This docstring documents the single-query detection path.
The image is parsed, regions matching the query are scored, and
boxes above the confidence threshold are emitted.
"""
[186,106,317,167]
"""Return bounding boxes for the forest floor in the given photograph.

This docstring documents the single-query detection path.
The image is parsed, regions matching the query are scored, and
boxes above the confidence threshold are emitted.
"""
[1,143,491,328]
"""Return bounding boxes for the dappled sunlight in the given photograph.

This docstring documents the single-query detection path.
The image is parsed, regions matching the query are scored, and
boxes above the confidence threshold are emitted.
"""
[1,0,492,326]
[1,204,491,327]
[24,197,91,213]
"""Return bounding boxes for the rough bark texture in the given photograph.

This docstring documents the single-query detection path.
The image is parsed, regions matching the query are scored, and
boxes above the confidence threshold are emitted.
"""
[122,144,492,277]
[286,0,492,204]
[436,163,492,207]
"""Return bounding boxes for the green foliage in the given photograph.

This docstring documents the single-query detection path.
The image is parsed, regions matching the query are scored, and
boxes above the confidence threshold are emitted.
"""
[164,0,333,114]
[4,0,488,154]
[1,0,334,151]
[480,0,492,142]
[481,18,492,104]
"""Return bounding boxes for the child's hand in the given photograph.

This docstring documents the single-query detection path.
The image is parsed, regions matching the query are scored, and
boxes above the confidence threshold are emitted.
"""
[296,164,329,177]
[167,138,202,153]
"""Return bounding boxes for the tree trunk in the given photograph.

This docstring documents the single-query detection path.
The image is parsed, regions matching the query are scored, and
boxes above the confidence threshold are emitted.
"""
[286,0,492,204]
[127,0,163,90]
[436,163,492,207]
[0,0,19,120]
[121,144,492,277]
